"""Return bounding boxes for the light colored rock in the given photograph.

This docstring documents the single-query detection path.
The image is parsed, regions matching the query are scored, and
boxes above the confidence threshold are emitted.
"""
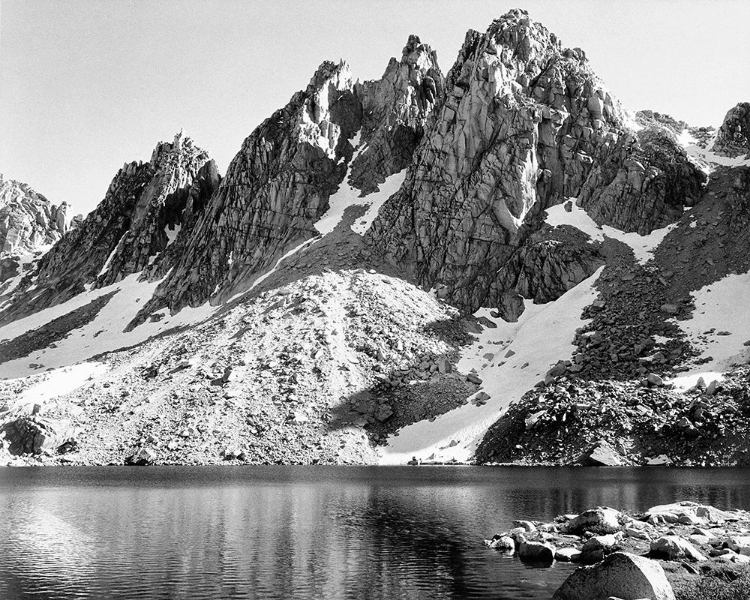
[555,547,582,562]
[650,535,706,561]
[486,535,515,551]
[553,552,675,600]
[566,507,623,535]
[581,534,621,565]
[513,520,537,532]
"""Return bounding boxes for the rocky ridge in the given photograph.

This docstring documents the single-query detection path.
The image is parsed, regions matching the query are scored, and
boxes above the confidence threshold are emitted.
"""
[0,134,220,325]
[0,174,77,256]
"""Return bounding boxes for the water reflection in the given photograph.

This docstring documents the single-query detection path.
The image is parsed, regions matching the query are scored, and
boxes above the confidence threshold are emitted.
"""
[1,466,750,599]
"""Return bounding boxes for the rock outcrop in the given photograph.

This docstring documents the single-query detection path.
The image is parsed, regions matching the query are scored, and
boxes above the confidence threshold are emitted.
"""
[713,102,750,157]
[0,133,219,324]
[0,174,75,254]
[349,35,443,193]
[366,9,702,316]
[134,42,444,323]
[578,124,705,234]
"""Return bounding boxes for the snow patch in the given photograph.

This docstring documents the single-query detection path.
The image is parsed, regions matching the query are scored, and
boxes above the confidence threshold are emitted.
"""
[351,171,407,236]
[243,238,317,295]
[546,201,675,264]
[165,224,181,245]
[9,362,108,411]
[679,130,750,170]
[98,231,128,277]
[675,271,750,375]
[0,274,217,379]
[379,267,603,464]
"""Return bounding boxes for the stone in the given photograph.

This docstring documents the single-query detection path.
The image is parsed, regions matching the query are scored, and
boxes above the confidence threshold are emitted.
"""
[125,447,157,466]
[649,535,707,561]
[646,373,663,386]
[486,535,515,551]
[513,520,537,532]
[660,304,680,315]
[436,357,451,374]
[555,547,582,562]
[581,534,621,565]
[646,455,672,466]
[582,440,626,466]
[518,540,556,564]
[552,552,675,600]
[0,416,71,455]
[727,536,750,556]
[565,507,623,535]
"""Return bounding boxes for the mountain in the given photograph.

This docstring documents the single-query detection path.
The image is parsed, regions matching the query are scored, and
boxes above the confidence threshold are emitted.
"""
[1,9,749,467]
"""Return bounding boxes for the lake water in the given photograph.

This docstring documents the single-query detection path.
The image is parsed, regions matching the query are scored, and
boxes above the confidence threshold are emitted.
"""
[2,466,750,599]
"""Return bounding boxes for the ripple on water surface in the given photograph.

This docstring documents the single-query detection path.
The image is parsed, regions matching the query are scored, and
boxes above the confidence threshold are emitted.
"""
[2,466,750,599]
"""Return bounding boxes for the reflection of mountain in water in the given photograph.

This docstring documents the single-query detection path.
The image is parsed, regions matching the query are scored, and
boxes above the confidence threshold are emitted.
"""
[3,467,750,599]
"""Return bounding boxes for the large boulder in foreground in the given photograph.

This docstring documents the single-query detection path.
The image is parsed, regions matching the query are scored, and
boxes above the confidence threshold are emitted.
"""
[552,552,675,600]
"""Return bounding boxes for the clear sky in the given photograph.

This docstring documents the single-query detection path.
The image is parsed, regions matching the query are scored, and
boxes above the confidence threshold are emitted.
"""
[2,0,748,216]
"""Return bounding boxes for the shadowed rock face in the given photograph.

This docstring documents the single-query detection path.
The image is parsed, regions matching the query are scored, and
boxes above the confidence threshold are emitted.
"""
[713,102,750,158]
[0,175,76,254]
[0,134,219,325]
[578,125,705,235]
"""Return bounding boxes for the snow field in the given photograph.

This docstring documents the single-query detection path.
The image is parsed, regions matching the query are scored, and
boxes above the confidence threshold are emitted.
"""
[379,267,603,464]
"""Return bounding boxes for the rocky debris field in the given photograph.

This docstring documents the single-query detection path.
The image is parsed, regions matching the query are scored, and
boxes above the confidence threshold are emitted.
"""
[476,166,750,465]
[475,366,750,466]
[0,263,481,467]
[485,501,750,600]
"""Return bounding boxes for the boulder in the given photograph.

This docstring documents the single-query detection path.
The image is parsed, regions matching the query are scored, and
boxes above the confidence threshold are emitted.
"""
[513,520,537,532]
[580,534,621,564]
[125,447,157,466]
[486,535,515,552]
[0,416,72,455]
[555,547,582,562]
[518,540,555,564]
[727,536,750,556]
[552,552,675,600]
[582,440,626,466]
[565,507,623,535]
[649,535,707,561]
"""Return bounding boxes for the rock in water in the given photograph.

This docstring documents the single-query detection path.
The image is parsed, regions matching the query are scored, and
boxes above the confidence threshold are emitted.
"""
[552,552,675,600]
[518,540,556,564]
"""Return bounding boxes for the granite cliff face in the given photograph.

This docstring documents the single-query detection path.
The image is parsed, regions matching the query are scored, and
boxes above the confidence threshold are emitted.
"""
[0,175,76,255]
[365,10,703,318]
[135,40,443,322]
[713,102,750,158]
[0,134,219,324]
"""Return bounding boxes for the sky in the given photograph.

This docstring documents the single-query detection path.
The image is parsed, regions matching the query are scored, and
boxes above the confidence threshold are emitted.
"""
[2,0,749,216]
